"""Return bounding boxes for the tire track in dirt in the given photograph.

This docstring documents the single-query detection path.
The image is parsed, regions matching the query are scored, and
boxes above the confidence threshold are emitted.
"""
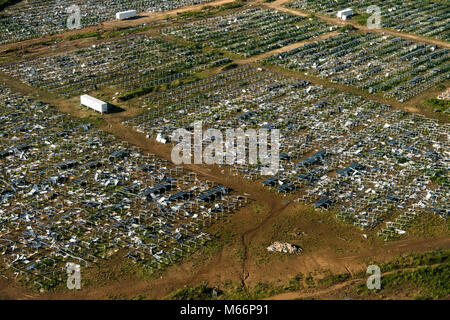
[268,279,360,300]
[239,200,291,291]
[266,264,445,300]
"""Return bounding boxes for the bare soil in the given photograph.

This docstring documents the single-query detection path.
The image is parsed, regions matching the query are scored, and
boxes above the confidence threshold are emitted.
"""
[0,0,448,300]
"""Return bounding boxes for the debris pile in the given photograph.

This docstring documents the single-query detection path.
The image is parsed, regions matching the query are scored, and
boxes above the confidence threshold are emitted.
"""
[267,242,303,254]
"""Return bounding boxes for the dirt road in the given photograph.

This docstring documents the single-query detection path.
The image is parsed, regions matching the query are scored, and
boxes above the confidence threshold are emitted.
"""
[267,258,450,300]
[235,31,340,64]
[0,0,236,52]
[261,0,450,49]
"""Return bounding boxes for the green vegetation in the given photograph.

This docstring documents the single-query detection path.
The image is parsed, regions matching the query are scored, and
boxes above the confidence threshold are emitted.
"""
[358,249,450,299]
[430,170,449,186]
[103,25,154,39]
[284,273,304,291]
[305,273,315,288]
[169,284,221,300]
[170,250,450,300]
[397,156,408,164]
[358,264,450,299]
[354,13,370,26]
[425,97,450,114]
[378,249,450,272]
[424,168,449,186]
[222,63,239,71]
[119,75,200,101]
[169,272,305,300]
[79,114,104,127]
[341,24,357,32]
[317,273,350,287]
[253,204,263,214]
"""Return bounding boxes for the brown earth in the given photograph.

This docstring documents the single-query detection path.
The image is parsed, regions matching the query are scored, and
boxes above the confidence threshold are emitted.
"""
[0,0,449,300]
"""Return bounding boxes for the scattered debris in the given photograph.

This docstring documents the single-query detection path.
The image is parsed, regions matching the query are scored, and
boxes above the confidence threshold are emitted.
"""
[267,242,303,254]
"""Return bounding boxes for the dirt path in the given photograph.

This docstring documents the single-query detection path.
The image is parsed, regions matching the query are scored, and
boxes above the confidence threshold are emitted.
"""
[266,262,448,300]
[239,200,291,290]
[262,0,450,49]
[268,279,360,300]
[235,31,340,64]
[0,0,236,52]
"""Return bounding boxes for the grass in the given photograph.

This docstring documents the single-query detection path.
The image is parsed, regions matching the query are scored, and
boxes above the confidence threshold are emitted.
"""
[305,273,315,288]
[79,114,105,127]
[378,249,450,272]
[168,270,347,300]
[341,24,357,32]
[119,75,200,101]
[103,25,154,39]
[169,284,220,300]
[358,249,450,299]
[222,63,239,71]
[253,204,263,214]
[357,264,450,299]
[168,272,305,300]
[168,250,450,300]
[424,97,450,114]
[407,214,450,238]
[317,273,350,287]
[353,13,370,26]
[423,168,449,186]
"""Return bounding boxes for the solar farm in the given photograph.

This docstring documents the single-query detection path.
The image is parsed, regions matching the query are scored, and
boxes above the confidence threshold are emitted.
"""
[0,0,449,301]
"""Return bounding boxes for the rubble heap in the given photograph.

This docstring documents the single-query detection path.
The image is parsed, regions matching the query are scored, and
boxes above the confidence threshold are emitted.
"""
[267,242,303,254]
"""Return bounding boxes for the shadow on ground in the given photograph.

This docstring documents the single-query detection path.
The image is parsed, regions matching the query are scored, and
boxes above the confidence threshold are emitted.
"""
[107,103,126,114]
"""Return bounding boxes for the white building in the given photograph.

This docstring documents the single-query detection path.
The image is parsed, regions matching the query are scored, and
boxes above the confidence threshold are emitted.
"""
[80,95,109,113]
[337,8,353,20]
[116,10,137,20]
